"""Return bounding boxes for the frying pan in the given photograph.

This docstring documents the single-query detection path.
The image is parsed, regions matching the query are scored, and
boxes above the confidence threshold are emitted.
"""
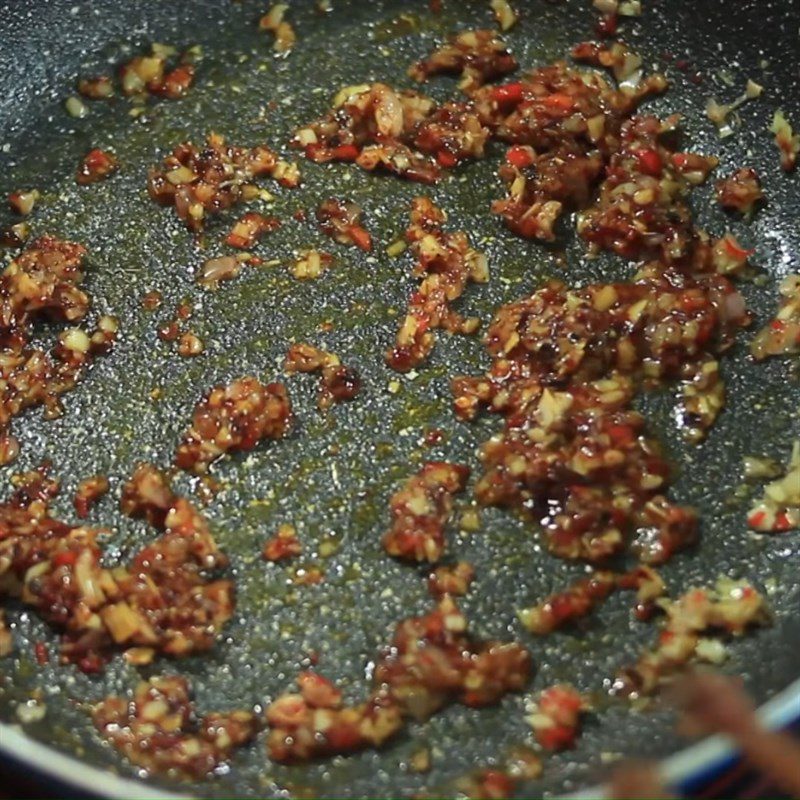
[0,0,798,797]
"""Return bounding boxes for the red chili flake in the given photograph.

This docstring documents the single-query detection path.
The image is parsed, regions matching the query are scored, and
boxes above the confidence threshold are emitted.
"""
[307,143,360,162]
[633,148,663,177]
[77,653,106,674]
[52,550,78,568]
[347,225,373,251]
[542,93,574,111]
[774,512,792,532]
[491,82,524,107]
[150,64,195,99]
[436,149,458,168]
[722,237,754,260]
[506,146,535,169]
[671,153,689,169]
[34,641,49,665]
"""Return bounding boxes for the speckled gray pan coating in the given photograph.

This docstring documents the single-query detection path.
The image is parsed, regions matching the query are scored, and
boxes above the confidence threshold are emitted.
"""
[0,0,798,797]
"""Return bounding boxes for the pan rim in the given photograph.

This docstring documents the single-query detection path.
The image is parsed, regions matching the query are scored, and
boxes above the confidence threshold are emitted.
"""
[564,676,800,799]
[0,678,797,799]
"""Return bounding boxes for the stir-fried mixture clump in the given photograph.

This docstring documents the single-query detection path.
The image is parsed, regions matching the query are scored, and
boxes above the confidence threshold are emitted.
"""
[383,461,470,563]
[451,248,750,563]
[613,577,770,696]
[428,561,475,597]
[408,29,518,92]
[388,197,488,372]
[715,167,764,215]
[266,672,403,763]
[94,676,258,779]
[118,44,198,100]
[262,523,302,562]
[518,572,616,634]
[746,441,800,533]
[518,566,665,633]
[294,82,455,183]
[284,343,360,411]
[73,475,109,518]
[175,377,291,473]
[259,3,296,54]
[76,43,198,105]
[226,212,281,249]
[76,148,119,185]
[0,236,118,465]
[0,464,233,672]
[770,110,799,172]
[148,133,299,232]
[526,684,589,750]
[486,64,668,242]
[751,274,800,360]
[316,198,373,251]
[294,76,497,179]
[266,596,531,762]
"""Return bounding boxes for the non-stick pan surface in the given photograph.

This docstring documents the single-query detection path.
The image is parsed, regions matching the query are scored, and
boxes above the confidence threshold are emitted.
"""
[0,0,798,797]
